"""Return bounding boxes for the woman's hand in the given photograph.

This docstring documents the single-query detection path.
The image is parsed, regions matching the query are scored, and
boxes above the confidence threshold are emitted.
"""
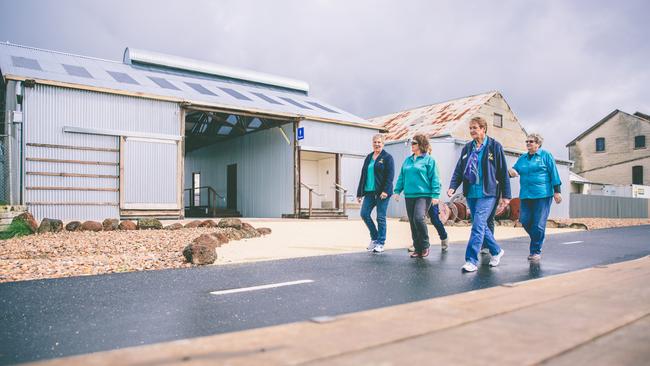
[393,194,400,202]
[431,199,439,205]
[380,192,388,200]
[554,193,562,204]
[357,197,362,203]
[447,188,455,197]
[508,168,519,177]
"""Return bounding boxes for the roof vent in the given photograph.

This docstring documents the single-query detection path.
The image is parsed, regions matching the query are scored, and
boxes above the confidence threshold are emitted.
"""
[123,47,309,93]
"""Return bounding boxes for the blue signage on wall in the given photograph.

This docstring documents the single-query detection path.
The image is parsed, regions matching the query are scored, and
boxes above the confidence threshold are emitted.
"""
[297,127,305,140]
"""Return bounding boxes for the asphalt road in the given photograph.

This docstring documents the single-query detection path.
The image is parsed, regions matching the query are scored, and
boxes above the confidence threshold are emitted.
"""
[1,225,649,365]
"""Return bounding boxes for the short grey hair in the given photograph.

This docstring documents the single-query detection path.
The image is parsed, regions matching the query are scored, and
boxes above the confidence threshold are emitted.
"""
[372,133,385,143]
[528,133,543,147]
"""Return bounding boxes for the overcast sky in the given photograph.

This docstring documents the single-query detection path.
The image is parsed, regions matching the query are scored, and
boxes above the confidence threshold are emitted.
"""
[1,0,648,158]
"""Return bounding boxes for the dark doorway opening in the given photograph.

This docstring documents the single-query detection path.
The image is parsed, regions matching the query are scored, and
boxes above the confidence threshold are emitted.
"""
[227,164,237,210]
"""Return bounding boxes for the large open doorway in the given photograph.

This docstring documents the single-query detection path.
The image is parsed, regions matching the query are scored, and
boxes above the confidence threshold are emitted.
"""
[298,150,347,218]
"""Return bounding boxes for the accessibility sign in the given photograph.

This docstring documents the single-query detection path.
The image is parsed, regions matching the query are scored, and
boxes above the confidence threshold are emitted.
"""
[297,127,305,140]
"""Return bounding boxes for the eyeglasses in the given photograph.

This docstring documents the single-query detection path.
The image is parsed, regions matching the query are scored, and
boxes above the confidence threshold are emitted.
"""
[411,141,419,145]
[525,140,536,144]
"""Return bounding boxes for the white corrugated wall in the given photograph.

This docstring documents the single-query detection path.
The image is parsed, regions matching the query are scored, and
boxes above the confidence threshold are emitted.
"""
[23,84,180,221]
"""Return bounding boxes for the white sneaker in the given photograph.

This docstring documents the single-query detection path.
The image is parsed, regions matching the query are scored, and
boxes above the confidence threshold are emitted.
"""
[372,245,385,253]
[441,238,449,252]
[366,240,376,251]
[480,247,490,254]
[489,249,505,267]
[462,262,478,272]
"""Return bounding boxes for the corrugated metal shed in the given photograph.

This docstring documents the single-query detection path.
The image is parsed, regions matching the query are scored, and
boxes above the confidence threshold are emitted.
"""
[369,91,498,141]
[0,42,372,127]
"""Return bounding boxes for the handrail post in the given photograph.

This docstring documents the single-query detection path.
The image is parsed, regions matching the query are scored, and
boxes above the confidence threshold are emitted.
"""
[309,189,313,217]
[342,188,347,215]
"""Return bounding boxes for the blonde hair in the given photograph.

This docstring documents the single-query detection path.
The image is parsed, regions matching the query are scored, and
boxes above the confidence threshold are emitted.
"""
[372,134,385,143]
[470,116,488,133]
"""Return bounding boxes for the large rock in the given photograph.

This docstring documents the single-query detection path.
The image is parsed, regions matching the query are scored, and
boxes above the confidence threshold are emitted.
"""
[199,219,217,228]
[38,218,63,233]
[184,220,202,228]
[165,223,183,230]
[182,234,223,265]
[218,218,242,229]
[118,220,137,230]
[81,221,103,232]
[137,218,162,230]
[256,227,272,236]
[65,221,82,231]
[240,222,261,238]
[226,230,244,241]
[212,232,229,244]
[102,219,119,231]
[570,222,589,230]
[12,212,38,233]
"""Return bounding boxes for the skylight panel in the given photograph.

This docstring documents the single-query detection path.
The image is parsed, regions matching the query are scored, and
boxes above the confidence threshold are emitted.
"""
[107,71,139,85]
[250,92,283,105]
[11,56,42,70]
[219,87,252,101]
[249,118,262,128]
[62,64,93,78]
[148,76,180,90]
[185,82,217,96]
[279,97,312,110]
[217,126,233,135]
[306,101,339,114]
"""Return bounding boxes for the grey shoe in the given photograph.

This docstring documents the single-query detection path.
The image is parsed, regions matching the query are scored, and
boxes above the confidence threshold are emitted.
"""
[528,254,542,261]
[408,245,415,252]
[372,245,385,253]
[441,238,449,252]
[367,240,377,252]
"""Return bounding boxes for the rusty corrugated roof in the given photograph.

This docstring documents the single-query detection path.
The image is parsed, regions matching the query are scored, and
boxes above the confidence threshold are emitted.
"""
[369,91,498,141]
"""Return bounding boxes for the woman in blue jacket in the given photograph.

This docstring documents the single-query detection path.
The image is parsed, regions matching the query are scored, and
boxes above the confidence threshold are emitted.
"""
[393,133,441,258]
[448,117,511,272]
[356,134,395,253]
[510,133,562,262]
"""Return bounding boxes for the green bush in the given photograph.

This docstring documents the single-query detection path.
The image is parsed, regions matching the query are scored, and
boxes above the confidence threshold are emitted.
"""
[0,220,34,240]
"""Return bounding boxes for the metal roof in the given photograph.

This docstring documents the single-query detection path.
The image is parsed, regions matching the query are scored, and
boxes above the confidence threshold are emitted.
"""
[0,42,374,128]
[369,91,498,141]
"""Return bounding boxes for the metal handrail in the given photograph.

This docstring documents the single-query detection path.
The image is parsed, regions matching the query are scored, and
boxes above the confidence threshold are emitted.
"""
[333,183,348,215]
[300,182,325,217]
[184,186,225,216]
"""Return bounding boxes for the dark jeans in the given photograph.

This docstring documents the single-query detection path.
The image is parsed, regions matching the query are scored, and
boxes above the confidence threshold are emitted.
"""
[519,197,553,255]
[405,197,432,253]
[360,192,390,244]
[427,204,448,240]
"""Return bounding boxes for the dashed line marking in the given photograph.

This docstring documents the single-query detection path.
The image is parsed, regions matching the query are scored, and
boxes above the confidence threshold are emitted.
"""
[210,280,314,295]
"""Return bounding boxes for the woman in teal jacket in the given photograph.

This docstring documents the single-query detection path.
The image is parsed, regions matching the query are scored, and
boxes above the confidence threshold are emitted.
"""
[393,133,441,258]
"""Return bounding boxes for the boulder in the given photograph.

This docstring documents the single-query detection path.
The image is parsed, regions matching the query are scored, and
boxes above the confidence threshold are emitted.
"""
[257,227,272,235]
[81,221,103,232]
[137,218,162,230]
[118,220,137,230]
[399,216,409,222]
[12,212,38,233]
[226,230,244,241]
[182,233,222,265]
[199,219,217,228]
[184,220,202,228]
[514,221,523,228]
[65,221,82,231]
[218,218,242,229]
[569,222,589,230]
[37,218,64,233]
[212,232,229,244]
[498,219,514,227]
[182,243,217,265]
[102,219,119,231]
[239,222,261,238]
[165,223,184,230]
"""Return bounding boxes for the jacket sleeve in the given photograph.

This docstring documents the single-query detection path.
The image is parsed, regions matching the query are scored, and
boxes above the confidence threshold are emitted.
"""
[429,158,441,199]
[449,145,466,191]
[394,161,405,195]
[356,155,368,197]
[382,154,395,195]
[545,151,562,190]
[495,143,512,199]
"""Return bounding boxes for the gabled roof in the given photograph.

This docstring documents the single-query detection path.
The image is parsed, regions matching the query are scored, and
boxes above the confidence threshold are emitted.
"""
[0,42,375,128]
[566,109,650,147]
[368,91,498,141]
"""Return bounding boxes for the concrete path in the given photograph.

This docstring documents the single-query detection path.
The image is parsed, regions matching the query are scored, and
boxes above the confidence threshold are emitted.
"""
[26,255,650,366]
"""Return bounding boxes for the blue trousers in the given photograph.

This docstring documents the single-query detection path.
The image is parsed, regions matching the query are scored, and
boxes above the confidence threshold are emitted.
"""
[360,192,390,244]
[427,204,448,240]
[466,197,502,265]
[519,196,553,255]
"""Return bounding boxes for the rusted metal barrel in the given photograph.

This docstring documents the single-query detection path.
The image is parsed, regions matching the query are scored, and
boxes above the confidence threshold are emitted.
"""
[509,198,521,221]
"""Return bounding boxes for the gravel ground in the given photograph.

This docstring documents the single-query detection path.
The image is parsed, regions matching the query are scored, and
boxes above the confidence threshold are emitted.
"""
[549,218,650,230]
[0,227,235,283]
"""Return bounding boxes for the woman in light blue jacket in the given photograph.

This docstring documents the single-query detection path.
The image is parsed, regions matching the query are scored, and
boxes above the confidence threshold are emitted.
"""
[393,133,441,258]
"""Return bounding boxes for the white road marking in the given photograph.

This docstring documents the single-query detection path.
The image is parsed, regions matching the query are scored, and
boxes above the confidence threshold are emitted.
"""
[561,240,584,245]
[210,280,314,295]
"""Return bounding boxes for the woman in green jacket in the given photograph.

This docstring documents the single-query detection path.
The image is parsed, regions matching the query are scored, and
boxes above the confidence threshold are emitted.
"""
[394,133,441,258]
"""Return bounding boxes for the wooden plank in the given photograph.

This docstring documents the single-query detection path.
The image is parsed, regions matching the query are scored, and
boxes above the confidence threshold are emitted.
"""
[26,157,118,166]
[120,210,181,216]
[119,137,125,209]
[27,202,118,206]
[26,143,119,152]
[179,108,185,216]
[26,187,119,192]
[26,172,119,179]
